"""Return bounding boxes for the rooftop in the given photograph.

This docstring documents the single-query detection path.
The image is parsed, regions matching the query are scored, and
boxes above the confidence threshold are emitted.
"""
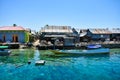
[0,26,25,31]
[110,28,120,34]
[89,29,111,34]
[40,25,73,33]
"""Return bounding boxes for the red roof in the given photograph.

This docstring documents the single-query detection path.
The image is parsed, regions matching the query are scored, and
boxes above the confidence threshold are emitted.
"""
[0,26,25,31]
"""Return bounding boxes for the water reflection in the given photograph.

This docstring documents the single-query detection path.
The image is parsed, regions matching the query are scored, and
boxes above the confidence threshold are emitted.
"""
[34,50,40,61]
[0,49,34,65]
[0,49,113,65]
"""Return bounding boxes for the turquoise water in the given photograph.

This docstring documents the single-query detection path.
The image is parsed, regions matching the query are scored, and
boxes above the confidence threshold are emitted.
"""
[0,49,120,80]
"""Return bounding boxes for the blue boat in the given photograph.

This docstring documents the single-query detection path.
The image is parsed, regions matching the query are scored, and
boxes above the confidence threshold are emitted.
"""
[0,46,11,56]
[51,44,110,55]
[87,44,102,49]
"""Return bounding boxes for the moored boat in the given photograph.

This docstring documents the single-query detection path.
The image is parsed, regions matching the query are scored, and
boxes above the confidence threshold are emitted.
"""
[87,44,102,49]
[51,44,110,56]
[0,46,11,56]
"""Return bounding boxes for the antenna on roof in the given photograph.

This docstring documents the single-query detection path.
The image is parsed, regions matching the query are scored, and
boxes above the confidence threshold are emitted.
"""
[13,24,17,27]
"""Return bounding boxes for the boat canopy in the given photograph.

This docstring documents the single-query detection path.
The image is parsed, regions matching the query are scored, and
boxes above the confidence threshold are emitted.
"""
[87,44,101,49]
[0,46,9,49]
[80,32,87,37]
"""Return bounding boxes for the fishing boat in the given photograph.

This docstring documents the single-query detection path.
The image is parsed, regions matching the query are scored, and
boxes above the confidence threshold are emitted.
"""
[0,46,11,56]
[51,44,110,55]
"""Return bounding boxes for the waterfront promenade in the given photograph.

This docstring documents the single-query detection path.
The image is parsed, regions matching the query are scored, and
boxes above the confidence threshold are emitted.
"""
[37,41,120,50]
[0,40,120,49]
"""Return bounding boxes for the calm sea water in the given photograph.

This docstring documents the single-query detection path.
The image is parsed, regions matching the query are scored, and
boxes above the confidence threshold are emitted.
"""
[0,49,120,80]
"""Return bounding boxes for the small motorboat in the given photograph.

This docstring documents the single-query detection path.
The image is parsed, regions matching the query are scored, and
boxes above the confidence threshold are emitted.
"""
[0,46,11,56]
[51,44,110,56]
[35,60,45,65]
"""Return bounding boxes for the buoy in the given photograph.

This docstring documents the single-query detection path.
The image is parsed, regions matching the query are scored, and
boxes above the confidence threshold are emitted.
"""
[35,60,45,65]
[28,60,31,64]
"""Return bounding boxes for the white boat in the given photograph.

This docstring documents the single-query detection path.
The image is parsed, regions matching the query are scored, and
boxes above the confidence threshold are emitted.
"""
[51,48,110,55]
[35,60,45,65]
[0,46,11,56]
[51,44,110,56]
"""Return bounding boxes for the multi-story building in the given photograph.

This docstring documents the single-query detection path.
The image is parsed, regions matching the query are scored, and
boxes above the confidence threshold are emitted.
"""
[39,25,78,46]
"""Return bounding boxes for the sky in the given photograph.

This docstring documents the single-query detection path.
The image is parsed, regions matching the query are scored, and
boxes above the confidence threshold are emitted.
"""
[0,0,120,31]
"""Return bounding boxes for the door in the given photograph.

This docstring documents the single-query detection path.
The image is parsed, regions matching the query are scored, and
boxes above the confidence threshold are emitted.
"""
[12,34,18,42]
[3,35,6,42]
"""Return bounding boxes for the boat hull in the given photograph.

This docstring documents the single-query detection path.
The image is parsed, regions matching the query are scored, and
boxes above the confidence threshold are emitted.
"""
[51,48,110,56]
[0,50,11,56]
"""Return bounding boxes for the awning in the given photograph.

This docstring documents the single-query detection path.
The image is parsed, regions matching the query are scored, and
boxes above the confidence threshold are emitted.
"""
[80,32,87,37]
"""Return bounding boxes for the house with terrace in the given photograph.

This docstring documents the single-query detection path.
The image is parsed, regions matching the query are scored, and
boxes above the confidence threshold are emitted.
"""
[80,29,111,42]
[39,25,79,46]
[0,25,30,43]
[110,28,120,41]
